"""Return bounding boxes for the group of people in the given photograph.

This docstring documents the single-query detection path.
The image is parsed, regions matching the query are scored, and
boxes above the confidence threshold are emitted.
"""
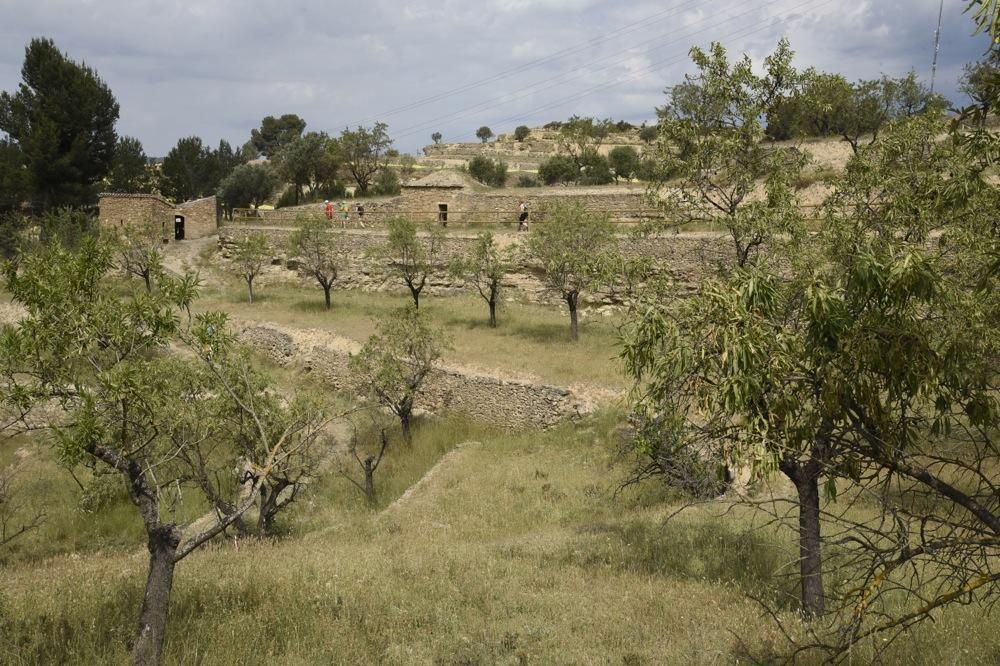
[321,199,530,230]
[324,200,365,229]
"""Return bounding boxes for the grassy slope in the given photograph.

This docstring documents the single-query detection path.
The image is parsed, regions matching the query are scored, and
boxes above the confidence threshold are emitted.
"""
[3,412,1000,664]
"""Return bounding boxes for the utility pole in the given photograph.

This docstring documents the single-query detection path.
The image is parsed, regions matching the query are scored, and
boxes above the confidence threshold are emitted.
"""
[930,0,944,94]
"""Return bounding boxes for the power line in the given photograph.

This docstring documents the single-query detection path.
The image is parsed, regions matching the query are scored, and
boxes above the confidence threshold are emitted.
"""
[345,0,708,127]
[432,0,836,146]
[388,0,795,142]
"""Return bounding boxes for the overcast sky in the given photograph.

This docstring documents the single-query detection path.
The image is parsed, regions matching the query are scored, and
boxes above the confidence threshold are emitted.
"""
[0,0,993,156]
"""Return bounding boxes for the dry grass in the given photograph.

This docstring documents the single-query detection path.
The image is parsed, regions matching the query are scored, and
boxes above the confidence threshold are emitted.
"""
[196,281,627,391]
[4,412,1000,664]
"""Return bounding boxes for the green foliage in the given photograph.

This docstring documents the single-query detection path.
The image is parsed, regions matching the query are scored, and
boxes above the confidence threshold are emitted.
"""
[107,136,155,194]
[527,203,615,340]
[289,216,340,309]
[377,217,444,308]
[273,131,338,205]
[966,0,1000,43]
[217,163,279,212]
[250,113,306,157]
[0,37,119,210]
[431,131,442,144]
[449,231,512,327]
[475,126,494,143]
[373,168,401,196]
[349,306,449,440]
[114,218,165,292]
[514,125,531,142]
[577,149,613,185]
[960,49,1000,114]
[608,146,640,183]
[638,125,658,143]
[651,39,805,267]
[232,232,271,304]
[36,207,97,249]
[338,122,393,195]
[160,136,219,202]
[467,156,508,187]
[516,174,540,187]
[538,154,578,185]
[398,154,417,179]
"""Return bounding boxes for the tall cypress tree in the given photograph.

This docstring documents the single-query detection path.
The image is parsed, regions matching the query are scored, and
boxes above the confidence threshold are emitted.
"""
[0,38,120,210]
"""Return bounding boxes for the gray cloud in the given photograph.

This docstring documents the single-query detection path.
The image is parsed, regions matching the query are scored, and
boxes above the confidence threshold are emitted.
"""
[0,0,992,156]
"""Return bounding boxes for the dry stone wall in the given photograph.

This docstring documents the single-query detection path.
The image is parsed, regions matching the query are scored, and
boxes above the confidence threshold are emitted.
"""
[219,225,734,302]
[236,323,585,430]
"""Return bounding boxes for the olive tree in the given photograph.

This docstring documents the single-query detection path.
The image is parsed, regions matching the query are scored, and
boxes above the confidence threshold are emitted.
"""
[289,216,341,309]
[231,231,270,304]
[348,306,448,442]
[527,203,614,341]
[475,126,493,143]
[0,237,334,665]
[449,231,512,328]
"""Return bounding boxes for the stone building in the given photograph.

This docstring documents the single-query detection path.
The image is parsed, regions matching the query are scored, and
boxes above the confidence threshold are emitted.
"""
[396,170,652,225]
[98,192,220,241]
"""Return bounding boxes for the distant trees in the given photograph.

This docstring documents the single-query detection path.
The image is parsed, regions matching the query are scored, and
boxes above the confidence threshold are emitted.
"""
[449,231,511,327]
[608,146,640,183]
[161,136,220,202]
[476,126,494,143]
[108,136,154,193]
[289,216,340,309]
[960,49,1000,114]
[538,154,578,185]
[339,122,393,196]
[638,125,658,143]
[527,203,614,341]
[431,132,442,144]
[765,70,948,151]
[0,37,119,210]
[231,232,271,304]
[467,156,507,187]
[250,113,306,157]
[217,163,279,212]
[274,131,338,205]
[349,306,447,442]
[514,125,531,142]
[378,217,444,308]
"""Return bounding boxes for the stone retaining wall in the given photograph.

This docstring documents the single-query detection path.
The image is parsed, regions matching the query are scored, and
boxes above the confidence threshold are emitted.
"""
[237,324,585,430]
[219,226,734,302]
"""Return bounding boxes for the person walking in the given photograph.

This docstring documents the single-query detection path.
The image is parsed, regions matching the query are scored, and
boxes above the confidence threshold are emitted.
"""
[356,202,366,228]
[324,200,334,221]
[340,201,350,229]
[517,200,529,231]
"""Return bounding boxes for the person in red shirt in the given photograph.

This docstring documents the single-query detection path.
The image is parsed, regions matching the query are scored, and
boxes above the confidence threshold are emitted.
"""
[324,200,334,220]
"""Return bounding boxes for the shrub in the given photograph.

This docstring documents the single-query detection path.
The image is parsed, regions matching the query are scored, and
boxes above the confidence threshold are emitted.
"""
[467,156,507,188]
[517,174,540,187]
[514,125,530,142]
[538,155,577,185]
[373,169,401,196]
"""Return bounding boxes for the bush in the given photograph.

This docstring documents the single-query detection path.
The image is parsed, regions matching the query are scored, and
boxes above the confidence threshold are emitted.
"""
[538,154,577,185]
[467,156,507,188]
[374,169,401,196]
[608,146,640,183]
[275,186,297,209]
[514,125,530,142]
[577,150,613,186]
[516,174,540,187]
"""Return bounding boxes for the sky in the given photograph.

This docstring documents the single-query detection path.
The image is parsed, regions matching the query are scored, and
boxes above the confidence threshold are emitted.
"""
[0,0,994,157]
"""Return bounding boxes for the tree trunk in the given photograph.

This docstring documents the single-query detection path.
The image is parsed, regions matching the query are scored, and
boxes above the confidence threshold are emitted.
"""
[488,298,497,328]
[795,473,825,617]
[247,278,254,304]
[363,458,376,505]
[567,293,579,341]
[780,457,825,618]
[399,408,412,444]
[142,271,152,293]
[323,284,332,310]
[132,525,181,666]
[410,287,420,309]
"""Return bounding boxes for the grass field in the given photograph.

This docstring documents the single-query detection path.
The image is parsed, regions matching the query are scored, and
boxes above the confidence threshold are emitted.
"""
[196,279,627,392]
[3,410,999,664]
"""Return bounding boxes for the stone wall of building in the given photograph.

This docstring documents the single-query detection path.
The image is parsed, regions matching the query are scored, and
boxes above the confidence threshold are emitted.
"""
[177,195,219,239]
[236,324,585,429]
[98,193,175,240]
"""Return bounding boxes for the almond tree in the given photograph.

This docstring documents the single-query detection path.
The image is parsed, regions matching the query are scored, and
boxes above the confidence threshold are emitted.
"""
[449,231,511,327]
[348,306,448,442]
[232,231,270,304]
[527,203,614,341]
[0,237,333,665]
[289,216,341,309]
[378,217,444,309]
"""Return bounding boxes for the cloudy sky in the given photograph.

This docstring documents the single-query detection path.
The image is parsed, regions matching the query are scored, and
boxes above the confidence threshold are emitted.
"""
[0,0,993,156]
